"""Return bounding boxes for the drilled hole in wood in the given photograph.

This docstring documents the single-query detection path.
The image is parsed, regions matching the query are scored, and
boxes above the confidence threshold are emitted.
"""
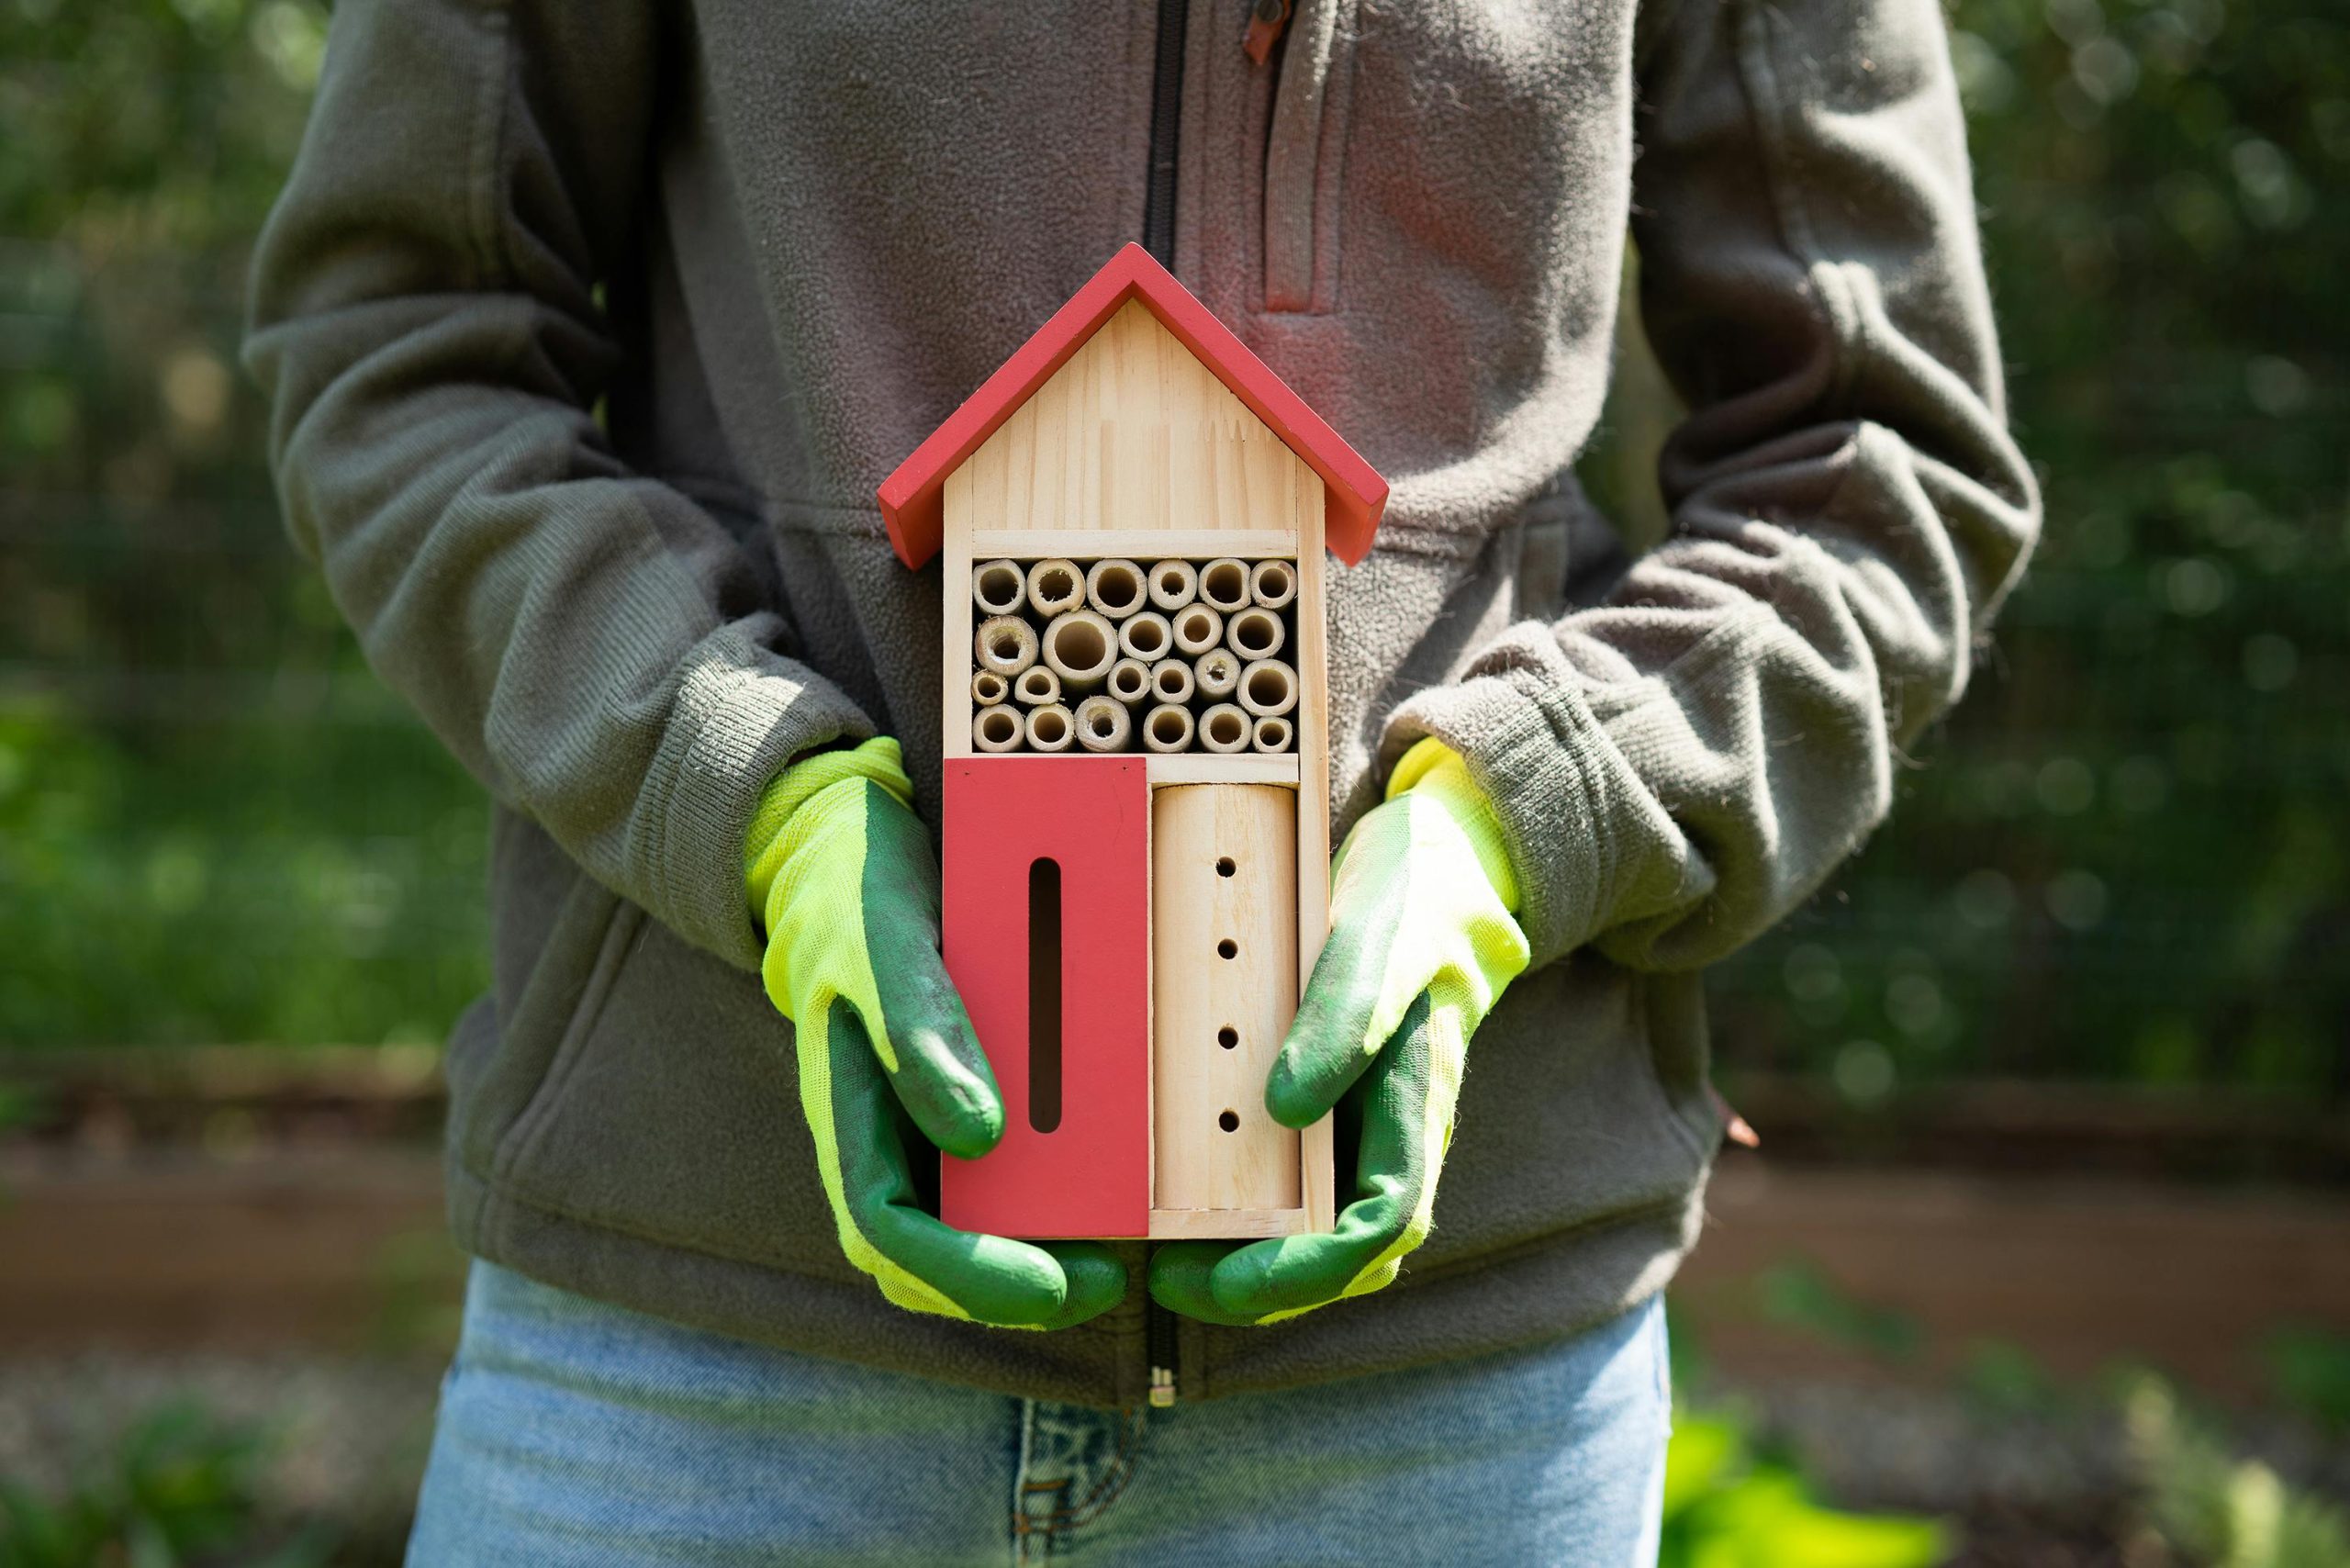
[1218,1110,1240,1133]
[1216,938,1237,959]
[1215,857,1236,877]
[1217,1026,1238,1049]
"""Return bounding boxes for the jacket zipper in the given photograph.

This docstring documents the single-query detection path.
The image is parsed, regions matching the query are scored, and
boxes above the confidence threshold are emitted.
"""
[1141,0,1190,264]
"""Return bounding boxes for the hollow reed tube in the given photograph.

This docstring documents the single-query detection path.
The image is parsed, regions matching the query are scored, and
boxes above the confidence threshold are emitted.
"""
[973,704,1024,753]
[1147,559,1199,611]
[1085,558,1147,620]
[1041,610,1117,694]
[975,615,1039,677]
[1237,658,1298,718]
[1142,703,1196,754]
[972,559,1027,616]
[1024,703,1076,753]
[1026,559,1085,618]
[1074,694,1132,753]
[1198,702,1251,754]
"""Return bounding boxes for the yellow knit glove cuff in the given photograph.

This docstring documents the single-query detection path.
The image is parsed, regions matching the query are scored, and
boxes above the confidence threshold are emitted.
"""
[1383,736,1521,914]
[745,736,912,928]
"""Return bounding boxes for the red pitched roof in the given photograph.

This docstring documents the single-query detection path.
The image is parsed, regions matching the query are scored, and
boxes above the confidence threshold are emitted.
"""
[878,243,1389,569]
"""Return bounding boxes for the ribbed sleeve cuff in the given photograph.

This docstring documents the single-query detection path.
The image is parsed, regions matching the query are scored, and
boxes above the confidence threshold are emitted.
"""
[639,622,877,972]
[1382,669,1650,971]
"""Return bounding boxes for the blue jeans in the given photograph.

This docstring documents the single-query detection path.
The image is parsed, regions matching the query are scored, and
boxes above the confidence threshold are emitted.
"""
[405,1263,1669,1565]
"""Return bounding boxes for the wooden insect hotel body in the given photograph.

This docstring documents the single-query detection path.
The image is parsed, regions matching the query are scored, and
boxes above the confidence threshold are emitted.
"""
[878,245,1387,1241]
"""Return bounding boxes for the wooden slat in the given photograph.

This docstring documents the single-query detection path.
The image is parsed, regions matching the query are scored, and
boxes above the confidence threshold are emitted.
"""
[968,528,1300,562]
[1147,1206,1311,1240]
[1150,785,1302,1215]
[1293,487,1337,1234]
[942,469,976,759]
[1144,754,1300,790]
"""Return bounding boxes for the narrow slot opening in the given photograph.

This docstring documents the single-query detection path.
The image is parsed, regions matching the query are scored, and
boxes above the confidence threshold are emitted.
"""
[1028,857,1062,1135]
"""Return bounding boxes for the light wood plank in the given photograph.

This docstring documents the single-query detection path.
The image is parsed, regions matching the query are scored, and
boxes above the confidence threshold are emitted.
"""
[1152,785,1302,1214]
[968,528,1300,562]
[943,471,976,758]
[1147,1207,1311,1240]
[957,301,1320,537]
[1145,754,1300,790]
[1293,484,1337,1234]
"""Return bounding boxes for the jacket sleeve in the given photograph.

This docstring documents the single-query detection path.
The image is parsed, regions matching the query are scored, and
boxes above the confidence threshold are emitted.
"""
[243,0,875,971]
[1382,0,2041,972]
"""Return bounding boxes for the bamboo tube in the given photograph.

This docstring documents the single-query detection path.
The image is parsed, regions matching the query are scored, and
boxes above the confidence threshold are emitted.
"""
[1119,610,1173,661]
[1142,703,1195,754]
[975,615,1039,677]
[971,669,1009,707]
[1107,658,1152,706]
[1074,695,1132,753]
[1199,557,1250,613]
[1199,702,1251,753]
[1147,559,1199,611]
[1026,558,1085,618]
[1237,658,1299,718]
[1150,657,1195,706]
[1040,610,1116,694]
[1225,606,1286,661]
[972,558,1027,616]
[1248,558,1298,610]
[1170,603,1223,657]
[1151,784,1301,1211]
[973,704,1024,753]
[1085,558,1147,620]
[1024,702,1076,752]
[1013,666,1060,706]
[1194,647,1241,700]
[1250,715,1294,754]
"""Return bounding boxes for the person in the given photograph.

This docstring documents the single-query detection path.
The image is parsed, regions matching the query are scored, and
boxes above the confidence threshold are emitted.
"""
[246,0,2037,1562]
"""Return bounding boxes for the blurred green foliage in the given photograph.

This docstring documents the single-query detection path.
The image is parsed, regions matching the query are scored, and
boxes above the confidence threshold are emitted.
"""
[0,1404,333,1568]
[0,0,2343,1082]
[1662,1412,1953,1568]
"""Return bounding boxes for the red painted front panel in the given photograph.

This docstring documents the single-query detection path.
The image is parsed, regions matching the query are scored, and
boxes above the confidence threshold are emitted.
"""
[939,756,1150,1238]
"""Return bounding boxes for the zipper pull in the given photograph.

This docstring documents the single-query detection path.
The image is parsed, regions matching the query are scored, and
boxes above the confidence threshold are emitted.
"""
[1148,1366,1177,1408]
[1243,0,1292,65]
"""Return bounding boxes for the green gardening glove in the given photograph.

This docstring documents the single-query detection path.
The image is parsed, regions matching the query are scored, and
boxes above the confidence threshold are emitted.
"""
[747,737,1126,1329]
[1148,737,1530,1325]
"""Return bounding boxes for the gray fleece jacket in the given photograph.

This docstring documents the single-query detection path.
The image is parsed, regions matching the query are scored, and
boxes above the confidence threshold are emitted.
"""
[245,0,2037,1407]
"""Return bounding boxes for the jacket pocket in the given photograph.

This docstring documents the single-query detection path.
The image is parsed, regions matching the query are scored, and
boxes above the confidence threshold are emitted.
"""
[1262,0,1358,313]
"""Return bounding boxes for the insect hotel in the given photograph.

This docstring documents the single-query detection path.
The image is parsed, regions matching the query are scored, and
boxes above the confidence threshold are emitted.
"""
[878,245,1387,1241]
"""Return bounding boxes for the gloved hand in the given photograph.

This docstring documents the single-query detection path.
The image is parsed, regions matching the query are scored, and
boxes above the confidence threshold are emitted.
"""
[1149,737,1529,1325]
[748,736,1126,1328]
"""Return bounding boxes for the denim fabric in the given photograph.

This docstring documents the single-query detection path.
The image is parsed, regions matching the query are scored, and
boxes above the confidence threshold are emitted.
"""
[405,1262,1669,1565]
